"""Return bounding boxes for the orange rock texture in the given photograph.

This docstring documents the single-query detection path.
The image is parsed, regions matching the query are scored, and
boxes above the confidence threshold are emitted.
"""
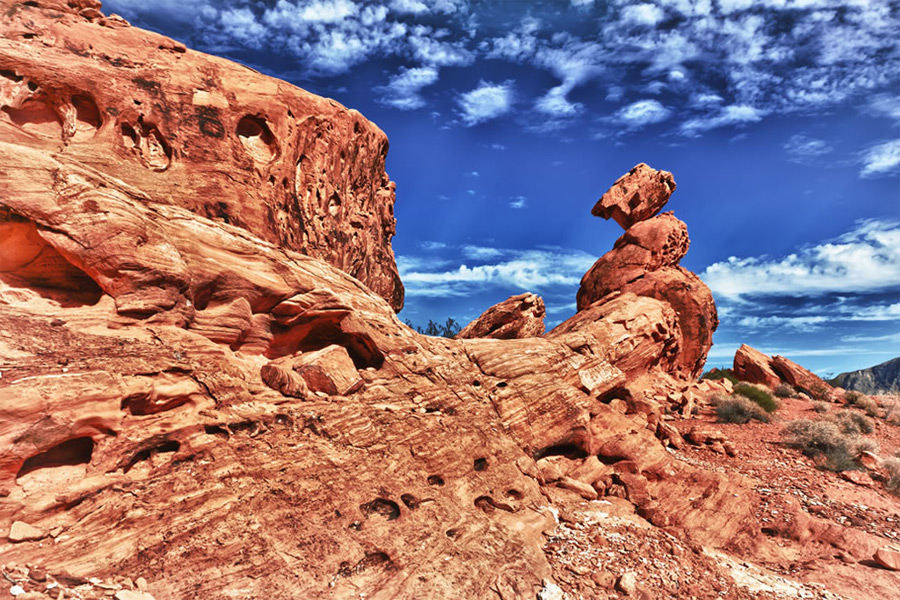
[0,0,403,312]
[0,3,895,600]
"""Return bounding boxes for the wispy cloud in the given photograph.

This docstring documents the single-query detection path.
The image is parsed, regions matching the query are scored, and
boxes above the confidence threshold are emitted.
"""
[860,139,900,178]
[681,105,764,136]
[615,99,671,128]
[457,80,514,126]
[783,134,833,165]
[509,196,527,209]
[376,66,439,110]
[703,219,900,299]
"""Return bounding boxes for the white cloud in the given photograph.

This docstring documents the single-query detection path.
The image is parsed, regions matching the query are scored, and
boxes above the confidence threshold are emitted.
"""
[377,66,439,110]
[399,246,596,296]
[860,139,900,178]
[389,0,428,14]
[736,315,829,331]
[621,4,665,27]
[681,104,764,135]
[457,81,514,126]
[616,99,671,127]
[509,196,527,209]
[702,219,900,298]
[535,85,583,117]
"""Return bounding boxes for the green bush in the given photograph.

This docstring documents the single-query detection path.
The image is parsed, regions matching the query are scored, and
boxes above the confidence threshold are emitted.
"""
[405,317,462,338]
[702,369,739,385]
[714,395,770,424]
[733,383,779,413]
[774,384,796,398]
[781,419,874,472]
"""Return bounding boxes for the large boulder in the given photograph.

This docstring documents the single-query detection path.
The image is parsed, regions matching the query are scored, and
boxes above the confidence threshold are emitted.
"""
[733,344,782,389]
[771,355,835,400]
[456,292,546,339]
[0,0,403,311]
[591,163,676,230]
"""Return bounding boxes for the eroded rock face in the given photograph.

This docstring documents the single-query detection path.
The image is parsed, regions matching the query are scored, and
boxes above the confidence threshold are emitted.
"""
[771,355,835,399]
[591,163,676,230]
[0,0,403,311]
[732,344,834,399]
[577,168,717,380]
[456,292,546,339]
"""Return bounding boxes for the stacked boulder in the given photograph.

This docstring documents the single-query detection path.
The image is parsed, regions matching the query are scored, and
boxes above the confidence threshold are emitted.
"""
[574,163,718,381]
[733,343,836,400]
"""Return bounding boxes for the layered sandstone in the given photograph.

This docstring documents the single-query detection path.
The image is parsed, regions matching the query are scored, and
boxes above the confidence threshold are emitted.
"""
[0,0,403,311]
[456,292,546,339]
[733,344,835,399]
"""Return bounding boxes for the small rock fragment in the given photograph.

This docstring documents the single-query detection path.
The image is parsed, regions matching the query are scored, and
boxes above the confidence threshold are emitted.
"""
[8,522,43,543]
[874,545,900,571]
[616,571,638,596]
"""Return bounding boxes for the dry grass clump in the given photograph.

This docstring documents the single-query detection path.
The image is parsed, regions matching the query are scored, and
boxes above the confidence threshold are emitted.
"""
[885,457,900,495]
[825,410,874,435]
[713,394,770,424]
[774,383,797,399]
[881,399,900,426]
[811,401,830,413]
[781,419,876,472]
[853,395,880,418]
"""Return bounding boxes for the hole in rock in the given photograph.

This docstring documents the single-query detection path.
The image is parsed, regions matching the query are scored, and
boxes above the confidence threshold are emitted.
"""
[236,115,277,163]
[119,119,171,171]
[268,318,384,369]
[473,457,488,472]
[445,529,457,538]
[0,70,23,81]
[123,440,180,473]
[400,494,419,509]
[533,444,588,461]
[2,98,62,138]
[71,95,101,138]
[495,381,507,388]
[0,213,103,305]
[472,380,480,387]
[24,1,39,6]
[274,413,293,427]
[204,424,229,437]
[360,498,400,521]
[17,437,94,479]
[328,193,342,217]
[338,552,392,577]
[474,495,494,514]
[427,475,444,486]
[26,81,38,92]
[229,420,257,433]
[506,489,524,500]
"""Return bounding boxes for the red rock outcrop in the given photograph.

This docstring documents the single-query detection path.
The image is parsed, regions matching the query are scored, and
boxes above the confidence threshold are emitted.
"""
[0,0,403,311]
[577,167,717,380]
[0,4,892,600]
[456,292,545,339]
[733,343,782,389]
[591,163,676,229]
[732,344,835,399]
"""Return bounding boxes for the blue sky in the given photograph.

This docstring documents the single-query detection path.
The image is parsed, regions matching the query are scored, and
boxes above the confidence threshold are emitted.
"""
[104,0,900,377]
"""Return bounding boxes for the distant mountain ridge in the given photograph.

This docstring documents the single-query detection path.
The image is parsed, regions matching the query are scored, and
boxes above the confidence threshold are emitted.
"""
[831,357,900,394]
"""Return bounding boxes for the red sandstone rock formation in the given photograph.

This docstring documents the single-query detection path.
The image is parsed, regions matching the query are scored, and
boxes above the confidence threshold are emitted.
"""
[577,168,717,380]
[0,0,403,311]
[591,163,676,229]
[732,344,835,399]
[456,292,546,339]
[733,343,782,389]
[0,4,893,600]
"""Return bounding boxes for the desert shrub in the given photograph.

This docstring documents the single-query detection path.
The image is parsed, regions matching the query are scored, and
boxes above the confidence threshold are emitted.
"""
[774,383,796,399]
[812,401,830,413]
[852,395,880,418]
[884,458,900,495]
[884,402,900,426]
[781,419,869,472]
[715,395,771,424]
[733,383,779,413]
[826,410,874,435]
[843,390,864,405]
[809,381,832,401]
[702,369,739,385]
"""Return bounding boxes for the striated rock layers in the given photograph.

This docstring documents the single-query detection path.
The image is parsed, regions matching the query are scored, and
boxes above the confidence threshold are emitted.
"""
[0,4,890,600]
[456,293,546,340]
[0,0,403,311]
[576,164,718,380]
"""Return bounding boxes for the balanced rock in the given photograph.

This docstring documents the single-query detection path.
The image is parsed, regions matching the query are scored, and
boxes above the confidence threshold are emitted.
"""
[456,292,546,339]
[591,163,676,229]
[733,344,782,389]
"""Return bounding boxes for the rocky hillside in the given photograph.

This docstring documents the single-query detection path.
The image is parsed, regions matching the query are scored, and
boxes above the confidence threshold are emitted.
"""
[832,357,900,395]
[1,2,898,599]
